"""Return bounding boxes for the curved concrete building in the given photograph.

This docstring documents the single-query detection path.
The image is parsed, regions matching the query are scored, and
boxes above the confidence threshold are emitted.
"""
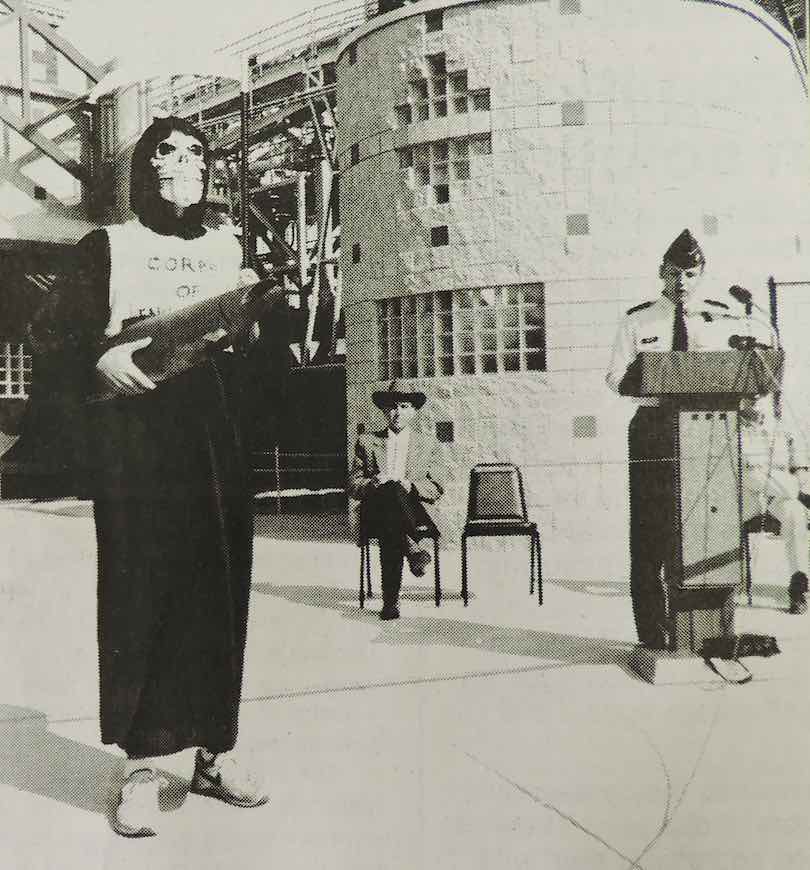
[336,0,808,566]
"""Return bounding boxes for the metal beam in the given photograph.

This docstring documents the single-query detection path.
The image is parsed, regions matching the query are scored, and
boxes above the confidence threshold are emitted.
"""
[1,0,103,82]
[18,15,31,123]
[249,201,298,264]
[0,101,88,182]
[12,122,81,172]
[0,152,76,214]
[307,96,336,172]
[23,92,91,133]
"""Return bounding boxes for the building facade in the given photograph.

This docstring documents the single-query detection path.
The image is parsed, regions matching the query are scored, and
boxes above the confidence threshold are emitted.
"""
[335,0,809,571]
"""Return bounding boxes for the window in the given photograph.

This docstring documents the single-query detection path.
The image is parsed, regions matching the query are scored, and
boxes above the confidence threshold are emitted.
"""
[561,100,586,126]
[352,243,361,263]
[403,53,490,124]
[431,226,449,247]
[703,214,719,236]
[394,103,413,127]
[436,421,454,442]
[566,214,590,235]
[0,343,32,399]
[426,10,444,32]
[399,134,490,204]
[376,285,546,380]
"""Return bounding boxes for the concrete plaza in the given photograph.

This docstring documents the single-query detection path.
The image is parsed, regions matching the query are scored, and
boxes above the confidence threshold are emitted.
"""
[1,499,809,870]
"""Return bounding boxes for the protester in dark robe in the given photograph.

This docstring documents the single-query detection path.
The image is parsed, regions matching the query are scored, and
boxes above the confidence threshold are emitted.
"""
[28,116,267,837]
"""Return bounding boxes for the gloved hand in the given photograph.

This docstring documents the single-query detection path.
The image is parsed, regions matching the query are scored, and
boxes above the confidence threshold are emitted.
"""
[95,336,156,396]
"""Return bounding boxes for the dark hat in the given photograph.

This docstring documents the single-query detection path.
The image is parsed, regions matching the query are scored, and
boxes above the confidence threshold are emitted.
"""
[663,229,705,268]
[372,380,427,411]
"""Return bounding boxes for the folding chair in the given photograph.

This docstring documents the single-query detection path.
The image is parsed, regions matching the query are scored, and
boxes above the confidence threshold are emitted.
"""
[461,463,542,606]
[358,519,441,608]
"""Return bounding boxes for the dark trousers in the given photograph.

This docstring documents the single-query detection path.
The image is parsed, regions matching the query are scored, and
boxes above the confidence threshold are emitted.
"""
[628,407,679,647]
[362,481,436,605]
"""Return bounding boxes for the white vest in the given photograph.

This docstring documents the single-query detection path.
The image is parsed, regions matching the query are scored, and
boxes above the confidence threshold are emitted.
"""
[104,221,242,337]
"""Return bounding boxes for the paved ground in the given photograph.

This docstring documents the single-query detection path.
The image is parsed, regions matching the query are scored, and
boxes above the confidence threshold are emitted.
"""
[1,499,809,869]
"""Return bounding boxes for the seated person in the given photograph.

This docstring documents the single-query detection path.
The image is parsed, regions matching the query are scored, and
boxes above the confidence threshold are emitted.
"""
[348,380,443,620]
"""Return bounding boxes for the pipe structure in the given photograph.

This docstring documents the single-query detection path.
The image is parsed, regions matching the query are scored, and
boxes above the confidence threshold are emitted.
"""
[239,55,251,269]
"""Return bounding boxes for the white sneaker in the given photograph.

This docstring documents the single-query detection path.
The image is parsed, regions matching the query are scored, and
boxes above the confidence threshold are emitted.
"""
[112,768,167,837]
[190,750,268,807]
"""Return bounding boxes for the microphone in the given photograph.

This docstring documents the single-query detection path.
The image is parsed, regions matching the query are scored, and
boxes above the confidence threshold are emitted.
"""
[729,285,752,308]
[728,285,779,349]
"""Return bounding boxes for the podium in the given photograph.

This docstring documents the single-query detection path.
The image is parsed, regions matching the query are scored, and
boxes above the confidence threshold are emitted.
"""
[635,350,782,657]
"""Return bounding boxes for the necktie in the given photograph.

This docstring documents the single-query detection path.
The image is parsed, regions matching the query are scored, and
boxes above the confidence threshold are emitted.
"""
[672,301,688,351]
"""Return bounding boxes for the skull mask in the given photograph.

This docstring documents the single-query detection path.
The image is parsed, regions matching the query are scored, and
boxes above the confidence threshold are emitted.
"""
[150,130,206,210]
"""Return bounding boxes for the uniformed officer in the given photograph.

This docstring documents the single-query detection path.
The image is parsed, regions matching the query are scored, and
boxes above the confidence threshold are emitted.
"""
[606,229,734,648]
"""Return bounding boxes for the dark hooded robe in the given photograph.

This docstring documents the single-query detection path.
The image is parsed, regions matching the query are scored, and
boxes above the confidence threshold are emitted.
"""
[28,117,254,757]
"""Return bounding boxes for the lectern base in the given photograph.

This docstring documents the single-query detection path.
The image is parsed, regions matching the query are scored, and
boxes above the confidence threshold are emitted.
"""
[669,585,736,653]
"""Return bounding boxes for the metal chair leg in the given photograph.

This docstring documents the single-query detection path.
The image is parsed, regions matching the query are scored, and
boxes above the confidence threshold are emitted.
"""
[744,531,752,606]
[366,540,373,598]
[529,532,535,595]
[433,536,441,607]
[461,534,469,606]
[535,530,543,606]
[359,542,366,608]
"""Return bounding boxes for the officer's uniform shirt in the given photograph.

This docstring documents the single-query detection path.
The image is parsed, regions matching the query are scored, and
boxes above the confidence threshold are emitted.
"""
[606,295,740,405]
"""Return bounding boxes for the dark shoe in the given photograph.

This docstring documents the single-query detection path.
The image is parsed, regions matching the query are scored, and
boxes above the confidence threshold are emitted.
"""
[379,604,400,620]
[190,750,268,808]
[407,548,431,577]
[789,572,808,614]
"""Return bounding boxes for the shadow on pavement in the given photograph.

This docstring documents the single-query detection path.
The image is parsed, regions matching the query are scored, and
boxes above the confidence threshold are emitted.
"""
[0,704,116,815]
[253,512,351,542]
[254,583,638,675]
[0,705,186,818]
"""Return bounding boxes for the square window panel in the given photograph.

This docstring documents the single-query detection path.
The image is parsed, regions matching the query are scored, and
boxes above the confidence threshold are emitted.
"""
[426,10,444,33]
[433,163,449,183]
[470,135,492,156]
[501,307,519,328]
[566,213,590,235]
[503,352,520,372]
[449,70,468,94]
[458,333,475,354]
[526,329,545,349]
[480,331,498,352]
[457,310,475,332]
[503,329,520,351]
[479,309,497,330]
[471,89,491,111]
[439,356,455,375]
[482,355,498,373]
[525,351,545,371]
[431,225,450,246]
